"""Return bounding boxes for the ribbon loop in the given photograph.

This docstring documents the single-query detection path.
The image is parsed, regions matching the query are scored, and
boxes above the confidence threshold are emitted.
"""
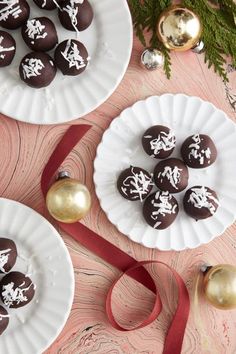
[41,125,190,354]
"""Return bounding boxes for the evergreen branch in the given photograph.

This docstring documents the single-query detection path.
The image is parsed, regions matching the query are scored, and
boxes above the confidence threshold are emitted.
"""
[128,0,236,81]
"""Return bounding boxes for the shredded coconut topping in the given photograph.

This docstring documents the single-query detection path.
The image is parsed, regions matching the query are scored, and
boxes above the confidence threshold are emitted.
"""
[151,191,177,228]
[2,280,34,306]
[144,130,176,157]
[158,165,182,190]
[121,167,153,202]
[0,0,22,22]
[0,248,11,273]
[0,35,15,60]
[188,134,211,165]
[22,58,45,79]
[61,39,87,70]
[25,19,47,40]
[188,186,219,214]
[62,0,84,33]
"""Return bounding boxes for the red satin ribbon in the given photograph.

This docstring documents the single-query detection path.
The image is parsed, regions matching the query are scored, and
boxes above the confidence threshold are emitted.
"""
[41,125,190,354]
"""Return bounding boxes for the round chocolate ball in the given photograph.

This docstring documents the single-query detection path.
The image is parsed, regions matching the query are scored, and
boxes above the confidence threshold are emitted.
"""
[0,306,9,335]
[0,31,16,67]
[142,125,176,159]
[0,238,17,273]
[33,0,61,10]
[0,0,30,30]
[19,52,57,88]
[54,39,89,76]
[117,166,153,202]
[58,0,93,32]
[0,271,35,309]
[154,158,189,194]
[183,186,219,220]
[181,134,217,168]
[22,17,58,52]
[143,191,179,229]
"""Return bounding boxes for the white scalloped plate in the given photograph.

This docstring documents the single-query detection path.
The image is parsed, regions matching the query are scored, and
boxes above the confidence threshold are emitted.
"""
[0,0,132,124]
[93,94,236,251]
[0,198,74,353]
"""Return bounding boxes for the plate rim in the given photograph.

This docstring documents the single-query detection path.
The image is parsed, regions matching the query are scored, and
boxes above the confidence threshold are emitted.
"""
[0,197,75,352]
[93,93,236,251]
[0,0,133,125]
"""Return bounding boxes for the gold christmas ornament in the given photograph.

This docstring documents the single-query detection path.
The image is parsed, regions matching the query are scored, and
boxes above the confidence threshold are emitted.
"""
[203,264,236,310]
[157,5,202,51]
[46,174,91,223]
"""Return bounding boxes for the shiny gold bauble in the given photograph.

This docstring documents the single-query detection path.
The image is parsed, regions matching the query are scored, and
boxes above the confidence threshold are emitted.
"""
[46,178,91,223]
[203,264,236,310]
[157,5,202,51]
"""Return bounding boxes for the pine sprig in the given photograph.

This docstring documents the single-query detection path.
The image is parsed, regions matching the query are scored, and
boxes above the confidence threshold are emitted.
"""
[128,0,236,81]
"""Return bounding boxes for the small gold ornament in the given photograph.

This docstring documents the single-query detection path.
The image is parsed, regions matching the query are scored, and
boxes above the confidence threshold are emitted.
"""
[141,48,164,70]
[46,173,91,223]
[203,264,236,310]
[157,5,202,51]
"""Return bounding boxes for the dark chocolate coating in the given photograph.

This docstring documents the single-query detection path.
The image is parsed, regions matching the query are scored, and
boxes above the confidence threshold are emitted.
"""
[117,166,153,202]
[0,306,9,335]
[33,0,62,10]
[22,17,58,52]
[143,191,179,229]
[142,125,176,159]
[0,238,17,273]
[0,0,30,30]
[154,158,189,194]
[54,39,89,76]
[183,186,219,220]
[19,52,57,88]
[58,0,93,32]
[0,31,16,67]
[181,134,217,168]
[0,271,35,309]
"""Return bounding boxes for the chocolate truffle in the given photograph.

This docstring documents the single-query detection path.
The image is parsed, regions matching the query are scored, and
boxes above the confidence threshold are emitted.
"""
[154,158,189,194]
[0,306,9,335]
[33,0,61,10]
[58,0,93,32]
[117,166,153,202]
[0,271,35,308]
[54,39,89,76]
[142,125,176,159]
[143,191,179,229]
[19,52,57,88]
[0,238,17,273]
[0,0,30,30]
[183,186,219,220]
[22,17,58,52]
[181,134,217,168]
[0,31,16,67]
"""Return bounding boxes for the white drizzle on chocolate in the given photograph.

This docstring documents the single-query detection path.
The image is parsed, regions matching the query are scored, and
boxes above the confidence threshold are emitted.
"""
[121,167,153,202]
[22,58,44,79]
[188,186,219,214]
[0,35,14,60]
[61,39,87,69]
[158,166,182,190]
[0,248,11,273]
[188,134,211,165]
[144,130,176,157]
[25,19,47,44]
[0,0,22,22]
[2,280,35,307]
[62,0,84,34]
[151,191,177,228]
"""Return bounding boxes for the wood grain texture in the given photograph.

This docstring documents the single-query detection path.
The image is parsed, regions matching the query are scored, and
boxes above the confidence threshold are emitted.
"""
[0,35,236,354]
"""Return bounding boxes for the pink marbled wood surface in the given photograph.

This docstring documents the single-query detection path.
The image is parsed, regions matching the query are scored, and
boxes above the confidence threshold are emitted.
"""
[0,35,236,354]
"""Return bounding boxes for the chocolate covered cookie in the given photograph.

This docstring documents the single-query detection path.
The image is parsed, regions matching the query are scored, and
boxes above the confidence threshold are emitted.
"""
[117,166,153,202]
[143,191,179,229]
[183,186,219,220]
[181,134,217,168]
[142,125,176,159]
[154,158,189,193]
